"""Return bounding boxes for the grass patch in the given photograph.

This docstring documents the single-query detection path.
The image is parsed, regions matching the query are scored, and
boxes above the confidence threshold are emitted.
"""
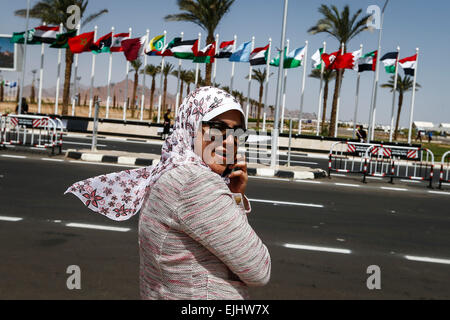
[421,143,450,162]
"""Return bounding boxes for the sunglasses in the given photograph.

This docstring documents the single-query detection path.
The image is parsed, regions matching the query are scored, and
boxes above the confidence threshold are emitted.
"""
[202,121,248,143]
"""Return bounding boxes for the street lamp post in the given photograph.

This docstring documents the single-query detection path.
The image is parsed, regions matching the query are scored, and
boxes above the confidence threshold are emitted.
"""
[271,0,288,169]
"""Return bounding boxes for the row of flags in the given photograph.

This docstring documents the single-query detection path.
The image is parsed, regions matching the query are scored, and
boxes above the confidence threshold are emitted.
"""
[11,24,418,76]
[310,47,417,76]
[0,80,17,88]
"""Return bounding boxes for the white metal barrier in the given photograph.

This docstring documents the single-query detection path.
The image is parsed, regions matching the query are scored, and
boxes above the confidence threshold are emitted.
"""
[0,114,64,154]
[439,151,450,189]
[328,141,372,175]
[363,144,434,187]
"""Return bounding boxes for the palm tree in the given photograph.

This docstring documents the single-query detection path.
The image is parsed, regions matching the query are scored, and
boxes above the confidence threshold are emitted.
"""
[15,0,108,116]
[172,69,189,107]
[143,64,161,120]
[160,62,174,112]
[381,75,421,141]
[165,0,235,85]
[246,68,272,129]
[309,68,337,135]
[308,4,371,137]
[130,59,142,118]
[184,70,196,94]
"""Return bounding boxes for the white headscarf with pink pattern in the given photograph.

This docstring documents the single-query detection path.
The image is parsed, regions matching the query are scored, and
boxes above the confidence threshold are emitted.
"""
[65,87,245,221]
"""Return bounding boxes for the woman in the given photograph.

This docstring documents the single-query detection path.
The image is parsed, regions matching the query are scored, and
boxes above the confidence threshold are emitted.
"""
[65,87,271,300]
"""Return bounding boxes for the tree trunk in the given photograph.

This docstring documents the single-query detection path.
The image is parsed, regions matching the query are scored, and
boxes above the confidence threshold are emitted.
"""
[321,80,329,134]
[149,76,156,120]
[30,83,35,104]
[328,69,343,137]
[394,92,404,141]
[62,48,74,115]
[204,34,215,86]
[16,85,20,102]
[179,81,184,107]
[163,76,168,112]
[187,83,191,95]
[131,72,138,118]
[0,83,3,102]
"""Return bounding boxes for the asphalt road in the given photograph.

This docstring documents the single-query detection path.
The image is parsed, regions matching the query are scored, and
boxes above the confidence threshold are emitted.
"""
[1,153,449,299]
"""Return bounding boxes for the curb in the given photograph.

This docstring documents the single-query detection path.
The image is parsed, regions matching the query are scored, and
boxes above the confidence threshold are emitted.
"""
[65,151,326,180]
[66,151,155,167]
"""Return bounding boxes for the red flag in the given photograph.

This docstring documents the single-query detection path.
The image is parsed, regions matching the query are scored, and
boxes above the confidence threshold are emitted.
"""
[68,31,95,54]
[192,40,216,63]
[122,36,147,61]
[321,51,340,69]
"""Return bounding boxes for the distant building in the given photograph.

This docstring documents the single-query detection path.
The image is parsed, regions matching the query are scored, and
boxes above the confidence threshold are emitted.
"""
[412,121,436,132]
[439,123,450,135]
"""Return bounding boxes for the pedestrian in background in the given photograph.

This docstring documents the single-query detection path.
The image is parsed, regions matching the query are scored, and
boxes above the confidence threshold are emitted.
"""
[356,125,367,142]
[162,108,172,140]
[15,97,28,114]
[65,87,271,300]
[427,131,433,143]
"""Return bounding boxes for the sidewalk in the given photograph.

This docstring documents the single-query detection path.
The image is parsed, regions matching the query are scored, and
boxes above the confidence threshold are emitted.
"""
[65,148,327,180]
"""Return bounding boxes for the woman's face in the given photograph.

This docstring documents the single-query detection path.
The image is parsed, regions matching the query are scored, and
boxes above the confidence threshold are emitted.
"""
[194,110,244,175]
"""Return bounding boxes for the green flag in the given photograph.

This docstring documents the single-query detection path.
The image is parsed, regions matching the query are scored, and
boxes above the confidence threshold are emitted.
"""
[50,30,77,49]
[11,30,41,45]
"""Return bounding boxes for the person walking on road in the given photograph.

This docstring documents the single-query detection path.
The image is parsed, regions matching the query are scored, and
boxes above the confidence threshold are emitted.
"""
[356,125,367,142]
[15,98,29,114]
[162,108,172,140]
[427,131,433,143]
[65,87,271,300]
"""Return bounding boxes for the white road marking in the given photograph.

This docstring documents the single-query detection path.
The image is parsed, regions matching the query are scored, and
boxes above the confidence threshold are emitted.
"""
[1,155,26,159]
[381,187,408,192]
[400,179,421,183]
[63,141,107,147]
[246,157,318,165]
[283,243,351,254]
[405,255,450,265]
[41,158,64,162]
[295,180,322,184]
[249,198,324,208]
[66,223,130,232]
[0,216,23,222]
[330,173,348,177]
[367,176,383,180]
[428,191,450,196]
[248,176,289,182]
[335,183,361,188]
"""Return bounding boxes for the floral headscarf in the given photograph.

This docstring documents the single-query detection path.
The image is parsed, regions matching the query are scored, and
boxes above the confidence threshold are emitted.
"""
[65,87,245,221]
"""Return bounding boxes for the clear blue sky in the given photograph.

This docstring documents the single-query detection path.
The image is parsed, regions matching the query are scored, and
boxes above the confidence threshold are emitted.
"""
[0,0,449,127]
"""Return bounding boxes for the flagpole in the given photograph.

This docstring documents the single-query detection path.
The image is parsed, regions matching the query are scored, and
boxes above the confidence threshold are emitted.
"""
[54,23,63,114]
[18,0,30,114]
[212,33,219,86]
[298,40,308,134]
[280,39,289,133]
[352,44,363,139]
[271,0,288,169]
[175,31,184,119]
[105,26,115,119]
[37,22,47,114]
[88,26,98,118]
[262,37,272,132]
[123,27,132,121]
[369,0,389,142]
[157,30,167,123]
[408,48,419,144]
[245,36,255,128]
[389,46,400,142]
[71,23,81,116]
[334,42,345,138]
[316,41,326,136]
[230,35,237,91]
[194,33,201,87]
[139,29,150,121]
